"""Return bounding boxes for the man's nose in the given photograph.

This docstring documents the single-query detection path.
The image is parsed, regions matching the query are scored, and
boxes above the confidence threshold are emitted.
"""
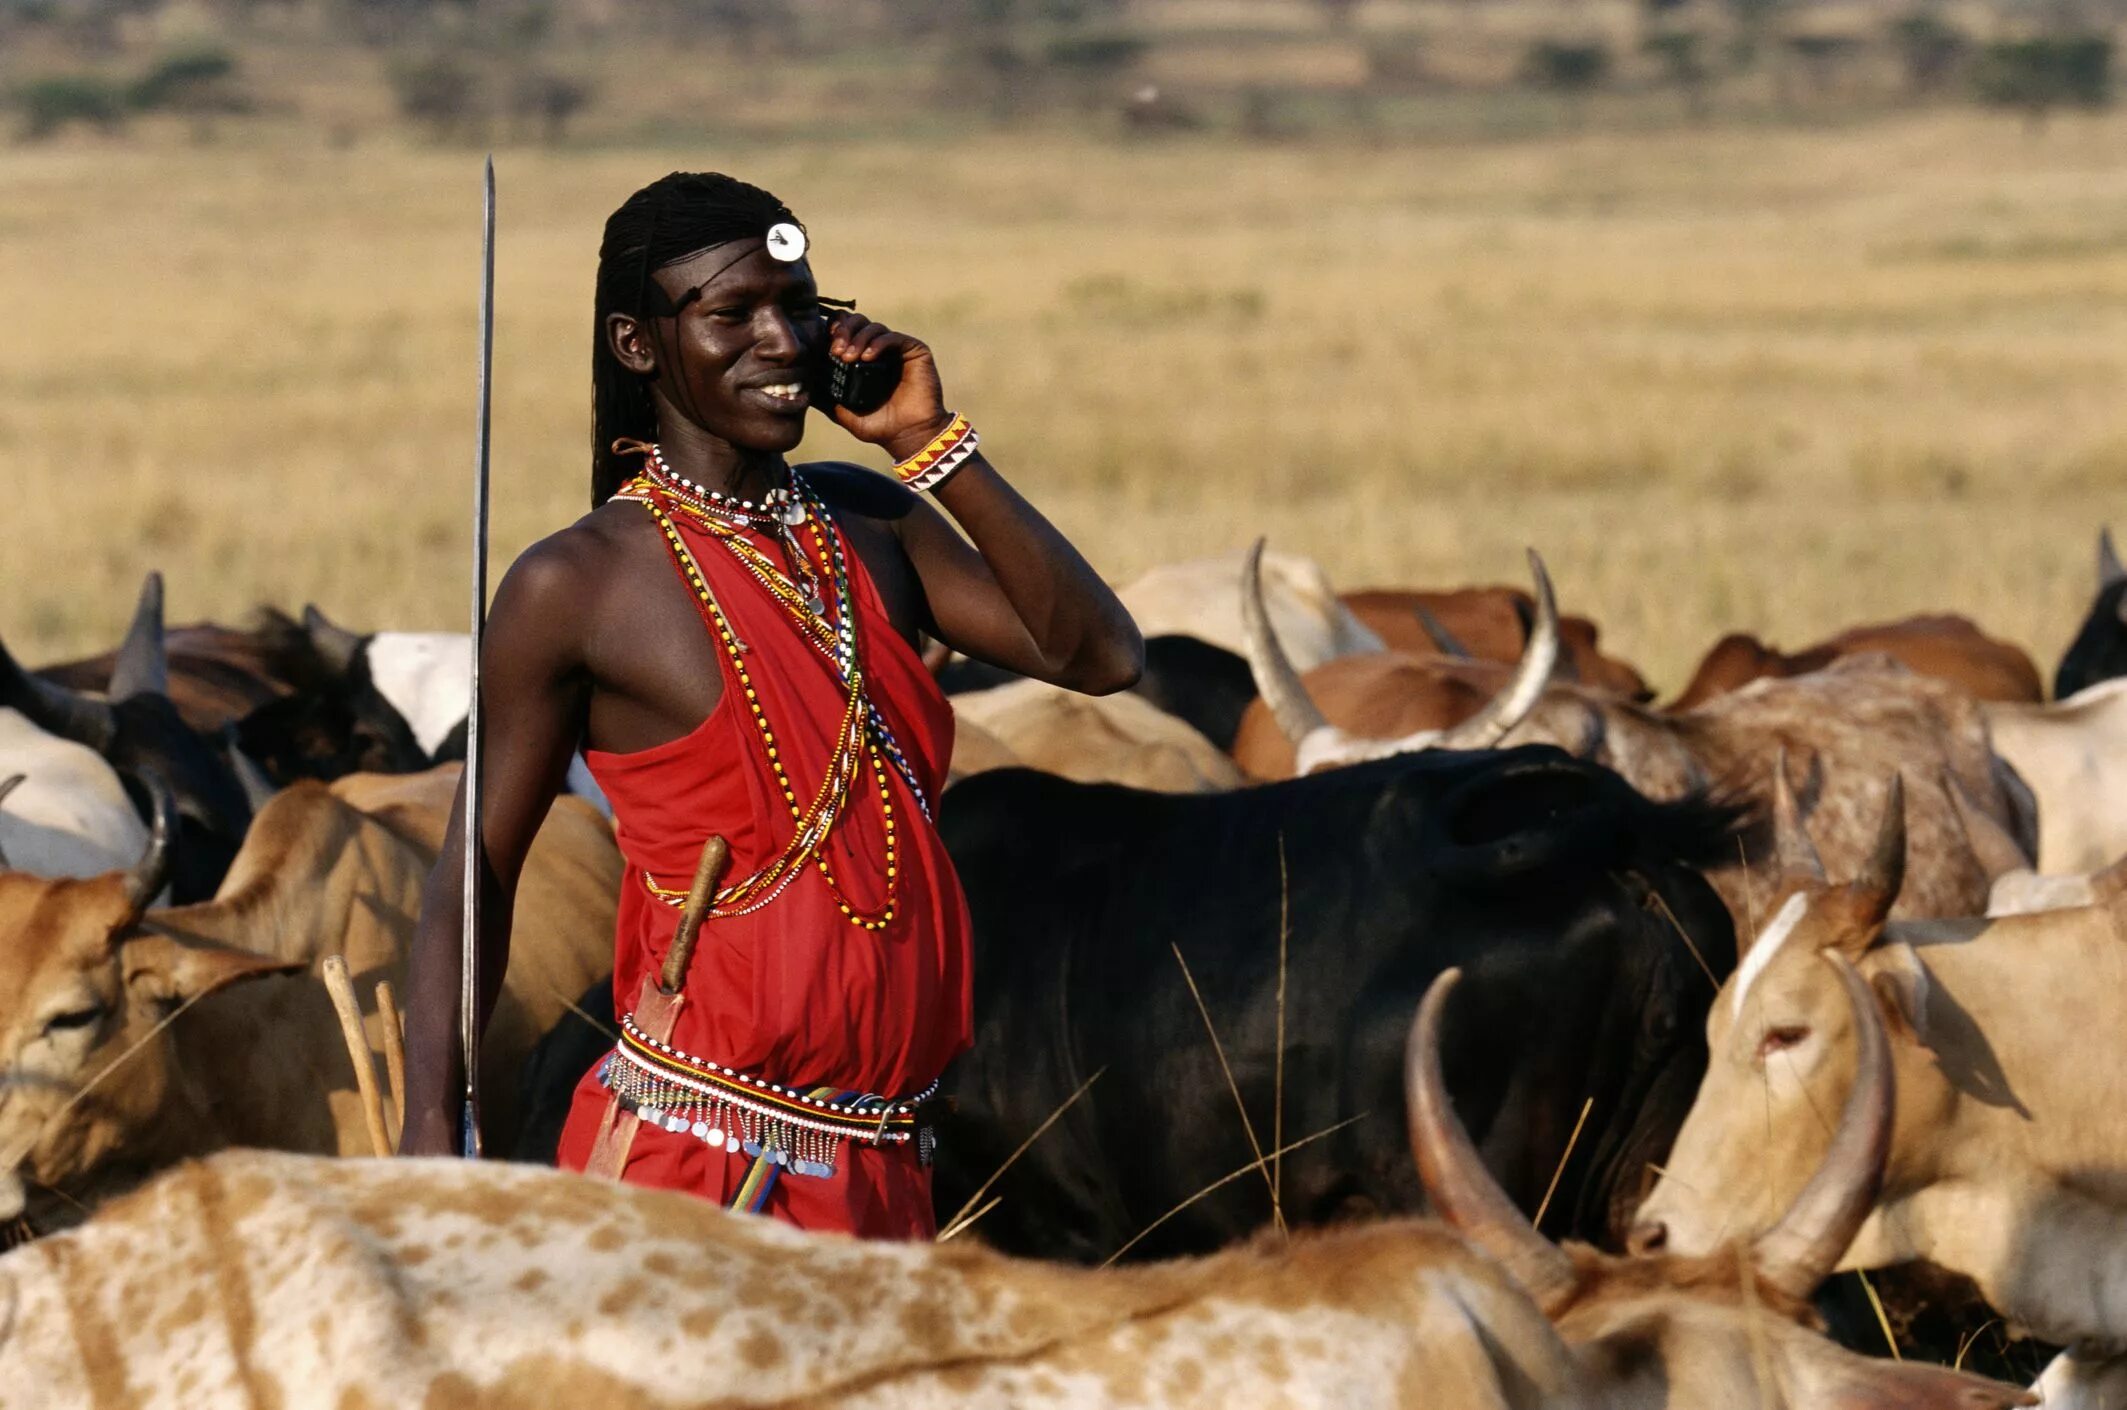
[756,310,804,362]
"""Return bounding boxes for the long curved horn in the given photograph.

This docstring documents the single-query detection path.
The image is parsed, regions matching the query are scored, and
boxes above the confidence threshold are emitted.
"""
[1435,550,1561,750]
[1751,953,1894,1300]
[122,771,175,919]
[1943,770,2030,882]
[303,604,365,677]
[1408,968,1579,1304]
[0,773,23,868]
[107,571,168,702]
[1850,775,1907,929]
[1239,537,1328,745]
[1771,747,1827,884]
[0,641,116,753]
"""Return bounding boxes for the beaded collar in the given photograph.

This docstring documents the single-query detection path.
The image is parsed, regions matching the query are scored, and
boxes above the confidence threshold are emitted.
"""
[639,444,804,528]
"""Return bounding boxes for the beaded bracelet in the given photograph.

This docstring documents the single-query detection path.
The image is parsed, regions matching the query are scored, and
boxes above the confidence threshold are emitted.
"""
[891,414,980,495]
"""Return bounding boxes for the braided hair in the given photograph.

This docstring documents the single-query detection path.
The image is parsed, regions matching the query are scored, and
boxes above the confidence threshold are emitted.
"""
[590,172,802,507]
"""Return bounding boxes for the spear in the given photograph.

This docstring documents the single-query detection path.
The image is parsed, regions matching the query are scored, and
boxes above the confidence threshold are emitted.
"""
[460,154,495,1159]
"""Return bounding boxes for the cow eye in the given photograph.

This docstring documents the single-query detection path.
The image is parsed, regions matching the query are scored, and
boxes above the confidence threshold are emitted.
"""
[43,1006,105,1037]
[1757,1025,1810,1060]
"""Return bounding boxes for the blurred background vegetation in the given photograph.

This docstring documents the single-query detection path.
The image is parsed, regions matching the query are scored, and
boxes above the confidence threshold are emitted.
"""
[2,0,2125,693]
[2,0,2121,145]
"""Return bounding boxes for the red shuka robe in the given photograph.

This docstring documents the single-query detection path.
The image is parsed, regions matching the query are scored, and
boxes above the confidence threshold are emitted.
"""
[554,479,972,1240]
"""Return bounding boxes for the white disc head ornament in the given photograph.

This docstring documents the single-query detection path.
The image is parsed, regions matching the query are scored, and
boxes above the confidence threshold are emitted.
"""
[765,222,807,262]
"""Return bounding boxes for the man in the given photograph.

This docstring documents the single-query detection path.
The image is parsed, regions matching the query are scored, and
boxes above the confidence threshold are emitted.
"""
[400,172,1142,1240]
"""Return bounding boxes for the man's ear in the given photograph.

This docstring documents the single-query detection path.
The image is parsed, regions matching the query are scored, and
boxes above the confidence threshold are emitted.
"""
[120,932,304,1008]
[1868,943,1933,1045]
[605,311,657,376]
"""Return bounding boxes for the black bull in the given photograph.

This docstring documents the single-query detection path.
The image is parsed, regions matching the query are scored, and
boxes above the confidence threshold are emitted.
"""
[930,746,1742,1262]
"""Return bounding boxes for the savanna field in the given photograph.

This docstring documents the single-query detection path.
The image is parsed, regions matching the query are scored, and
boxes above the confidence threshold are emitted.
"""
[4,32,2127,694]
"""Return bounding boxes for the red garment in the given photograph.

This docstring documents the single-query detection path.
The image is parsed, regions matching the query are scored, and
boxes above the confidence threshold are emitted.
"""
[554,482,971,1240]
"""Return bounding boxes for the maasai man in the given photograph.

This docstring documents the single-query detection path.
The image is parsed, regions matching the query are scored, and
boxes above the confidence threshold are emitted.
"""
[400,173,1142,1239]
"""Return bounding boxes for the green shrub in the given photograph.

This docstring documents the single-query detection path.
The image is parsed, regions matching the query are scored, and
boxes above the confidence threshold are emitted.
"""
[1043,33,1148,72]
[1522,39,1612,92]
[389,53,484,139]
[507,69,591,144]
[1888,12,1970,94]
[127,47,245,114]
[1973,35,2113,116]
[15,73,126,140]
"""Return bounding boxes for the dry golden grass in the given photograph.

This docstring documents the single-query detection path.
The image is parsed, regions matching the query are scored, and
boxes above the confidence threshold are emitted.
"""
[4,109,2125,692]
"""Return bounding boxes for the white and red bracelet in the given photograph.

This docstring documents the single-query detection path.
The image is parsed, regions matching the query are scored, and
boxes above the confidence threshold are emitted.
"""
[891,414,980,495]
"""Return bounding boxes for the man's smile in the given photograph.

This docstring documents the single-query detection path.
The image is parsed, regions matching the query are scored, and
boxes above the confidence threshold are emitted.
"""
[741,379,809,413]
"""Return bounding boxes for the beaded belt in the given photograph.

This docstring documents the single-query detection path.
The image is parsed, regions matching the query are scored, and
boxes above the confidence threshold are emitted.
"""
[598,1013,942,1179]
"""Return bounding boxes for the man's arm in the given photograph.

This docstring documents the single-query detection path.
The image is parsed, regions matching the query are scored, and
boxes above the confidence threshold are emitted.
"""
[825,314,1143,695]
[399,538,592,1157]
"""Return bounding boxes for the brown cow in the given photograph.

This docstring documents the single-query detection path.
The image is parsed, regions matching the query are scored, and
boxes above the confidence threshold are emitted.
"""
[952,680,1243,793]
[0,764,616,1236]
[1669,617,2042,711]
[1343,586,1653,701]
[0,969,2028,1410]
[1232,652,1524,781]
[1242,543,2025,927]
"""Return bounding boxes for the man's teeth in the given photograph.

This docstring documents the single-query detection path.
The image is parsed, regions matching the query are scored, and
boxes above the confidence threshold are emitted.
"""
[761,383,803,401]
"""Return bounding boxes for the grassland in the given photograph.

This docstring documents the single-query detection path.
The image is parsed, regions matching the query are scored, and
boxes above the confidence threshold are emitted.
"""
[5,107,2126,692]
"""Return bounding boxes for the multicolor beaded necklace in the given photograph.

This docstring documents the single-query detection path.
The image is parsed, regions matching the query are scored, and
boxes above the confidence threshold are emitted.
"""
[610,448,930,933]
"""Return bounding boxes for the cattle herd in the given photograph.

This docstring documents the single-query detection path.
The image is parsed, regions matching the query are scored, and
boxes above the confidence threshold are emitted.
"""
[5,527,2127,1406]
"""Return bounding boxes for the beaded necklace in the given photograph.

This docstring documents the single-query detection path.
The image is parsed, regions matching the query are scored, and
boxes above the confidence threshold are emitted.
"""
[611,459,929,932]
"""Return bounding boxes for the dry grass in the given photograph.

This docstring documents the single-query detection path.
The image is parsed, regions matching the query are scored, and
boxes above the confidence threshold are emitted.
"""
[4,109,2125,691]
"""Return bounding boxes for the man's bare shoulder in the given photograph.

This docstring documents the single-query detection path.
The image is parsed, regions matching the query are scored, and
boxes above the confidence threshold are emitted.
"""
[494,500,652,613]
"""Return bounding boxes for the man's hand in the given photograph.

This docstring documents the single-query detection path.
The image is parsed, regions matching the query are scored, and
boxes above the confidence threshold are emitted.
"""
[823,312,955,462]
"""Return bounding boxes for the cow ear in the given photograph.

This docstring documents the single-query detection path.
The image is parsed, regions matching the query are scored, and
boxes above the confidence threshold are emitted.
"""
[1867,944,1931,1045]
[120,930,304,1008]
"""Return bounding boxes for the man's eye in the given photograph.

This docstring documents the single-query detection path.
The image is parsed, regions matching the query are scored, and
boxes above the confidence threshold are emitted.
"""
[707,306,746,322]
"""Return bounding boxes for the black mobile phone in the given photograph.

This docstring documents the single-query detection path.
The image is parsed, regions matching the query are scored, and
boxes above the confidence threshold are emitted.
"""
[810,347,902,416]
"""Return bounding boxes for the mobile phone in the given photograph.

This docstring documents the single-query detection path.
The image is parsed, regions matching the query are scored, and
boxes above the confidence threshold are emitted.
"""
[810,347,902,416]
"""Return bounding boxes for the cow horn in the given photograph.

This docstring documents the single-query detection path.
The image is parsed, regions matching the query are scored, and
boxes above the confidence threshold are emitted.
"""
[1943,770,2030,882]
[303,604,365,676]
[107,571,169,702]
[1771,747,1827,885]
[0,640,116,754]
[122,770,175,919]
[1407,968,1579,1305]
[1750,953,1895,1301]
[1240,537,1329,746]
[1434,550,1561,751]
[227,741,278,814]
[1414,604,1473,660]
[0,773,23,869]
[1850,775,1908,928]
[2100,528,2125,590]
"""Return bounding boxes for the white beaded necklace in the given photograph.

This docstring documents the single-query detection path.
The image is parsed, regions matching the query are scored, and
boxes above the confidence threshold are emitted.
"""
[646,444,805,527]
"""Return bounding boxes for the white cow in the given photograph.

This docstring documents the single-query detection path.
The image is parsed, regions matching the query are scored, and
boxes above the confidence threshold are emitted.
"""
[1117,544,1384,673]
[305,611,610,815]
[0,708,146,878]
[1984,678,2127,875]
